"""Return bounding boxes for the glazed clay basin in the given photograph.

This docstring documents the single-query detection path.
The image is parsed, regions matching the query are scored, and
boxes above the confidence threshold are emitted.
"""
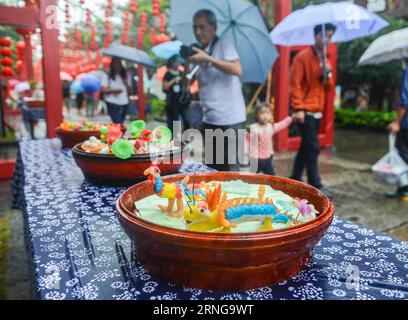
[116,172,335,291]
[72,142,191,186]
[55,125,126,149]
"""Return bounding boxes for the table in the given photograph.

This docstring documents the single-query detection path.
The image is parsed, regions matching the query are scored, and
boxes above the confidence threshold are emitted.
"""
[12,139,408,300]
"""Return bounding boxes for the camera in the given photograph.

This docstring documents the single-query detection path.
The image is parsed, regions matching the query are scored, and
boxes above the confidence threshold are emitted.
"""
[179,43,201,59]
[320,66,332,83]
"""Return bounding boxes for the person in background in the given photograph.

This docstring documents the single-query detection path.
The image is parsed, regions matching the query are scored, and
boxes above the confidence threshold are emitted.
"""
[163,55,190,135]
[31,82,45,101]
[101,57,130,124]
[84,92,96,118]
[246,102,292,175]
[387,66,408,200]
[289,23,336,197]
[62,80,71,113]
[75,91,84,116]
[188,9,246,171]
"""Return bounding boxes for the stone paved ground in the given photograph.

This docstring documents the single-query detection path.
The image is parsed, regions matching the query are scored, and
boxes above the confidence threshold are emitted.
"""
[274,128,407,239]
[0,111,407,299]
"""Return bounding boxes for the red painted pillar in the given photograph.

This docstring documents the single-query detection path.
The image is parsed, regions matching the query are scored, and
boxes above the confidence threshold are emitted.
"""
[273,0,292,152]
[24,31,34,80]
[39,0,62,138]
[322,44,338,147]
[137,65,145,120]
[137,41,146,120]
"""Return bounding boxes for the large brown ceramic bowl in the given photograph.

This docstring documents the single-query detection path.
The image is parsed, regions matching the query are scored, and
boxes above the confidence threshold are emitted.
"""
[72,142,191,186]
[55,125,126,149]
[116,172,335,291]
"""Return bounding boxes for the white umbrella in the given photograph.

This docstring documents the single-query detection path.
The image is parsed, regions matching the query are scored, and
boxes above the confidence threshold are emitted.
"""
[270,1,389,46]
[359,27,408,65]
[14,81,30,93]
[60,71,73,81]
[75,73,88,80]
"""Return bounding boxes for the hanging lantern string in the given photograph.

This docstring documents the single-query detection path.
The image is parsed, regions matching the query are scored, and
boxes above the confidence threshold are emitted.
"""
[61,0,168,39]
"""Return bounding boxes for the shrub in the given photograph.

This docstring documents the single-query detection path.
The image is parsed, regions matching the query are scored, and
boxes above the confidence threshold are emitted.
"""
[149,98,166,121]
[335,108,396,130]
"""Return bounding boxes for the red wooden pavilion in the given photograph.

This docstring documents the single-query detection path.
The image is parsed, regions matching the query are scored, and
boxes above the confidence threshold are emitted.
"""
[0,0,62,179]
[0,0,62,138]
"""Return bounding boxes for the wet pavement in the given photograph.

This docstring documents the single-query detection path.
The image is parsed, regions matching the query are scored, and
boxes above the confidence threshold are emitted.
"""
[0,111,407,299]
[273,128,407,239]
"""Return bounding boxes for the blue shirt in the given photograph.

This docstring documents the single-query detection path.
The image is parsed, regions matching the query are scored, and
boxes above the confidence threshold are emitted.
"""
[398,68,408,129]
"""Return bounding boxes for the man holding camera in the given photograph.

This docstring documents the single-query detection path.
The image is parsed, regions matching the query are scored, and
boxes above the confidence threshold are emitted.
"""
[185,9,246,171]
[289,24,336,197]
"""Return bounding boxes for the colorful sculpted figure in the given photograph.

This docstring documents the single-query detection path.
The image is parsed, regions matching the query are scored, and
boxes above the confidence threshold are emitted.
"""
[60,119,101,131]
[134,129,153,153]
[184,183,226,232]
[293,197,314,219]
[184,184,294,232]
[144,160,189,217]
[81,136,109,153]
[104,124,123,145]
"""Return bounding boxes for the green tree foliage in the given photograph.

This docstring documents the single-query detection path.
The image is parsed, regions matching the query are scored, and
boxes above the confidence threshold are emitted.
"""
[335,108,396,130]
[0,26,19,42]
[337,16,408,110]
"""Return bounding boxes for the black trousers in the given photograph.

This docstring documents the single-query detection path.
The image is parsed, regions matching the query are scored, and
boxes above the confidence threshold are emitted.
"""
[251,156,275,175]
[396,128,408,189]
[396,129,408,164]
[291,114,322,188]
[106,102,129,124]
[166,103,190,135]
[201,122,246,172]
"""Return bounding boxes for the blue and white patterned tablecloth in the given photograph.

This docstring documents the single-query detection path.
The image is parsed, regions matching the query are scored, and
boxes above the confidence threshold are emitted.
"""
[11,139,408,300]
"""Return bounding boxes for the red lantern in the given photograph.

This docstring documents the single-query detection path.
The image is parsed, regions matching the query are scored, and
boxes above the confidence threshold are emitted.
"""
[130,0,138,13]
[137,32,144,46]
[155,33,170,45]
[159,13,166,33]
[16,41,26,51]
[152,0,161,16]
[140,12,148,21]
[1,57,13,67]
[16,52,24,60]
[150,27,156,44]
[1,67,14,77]
[0,48,12,57]
[102,56,111,69]
[0,38,12,47]
[16,60,24,75]
[122,35,128,45]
